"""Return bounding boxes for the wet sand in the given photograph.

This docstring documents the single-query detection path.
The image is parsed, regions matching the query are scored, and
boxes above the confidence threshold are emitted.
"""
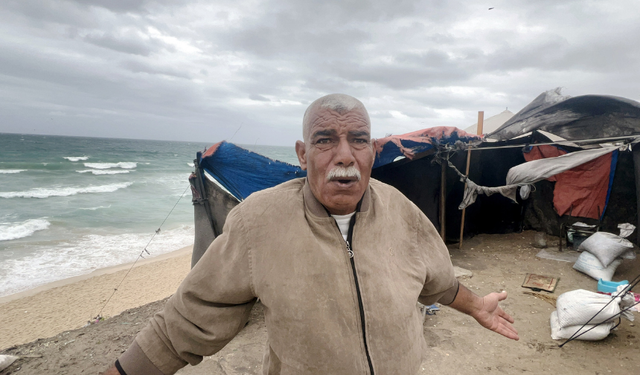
[0,246,192,350]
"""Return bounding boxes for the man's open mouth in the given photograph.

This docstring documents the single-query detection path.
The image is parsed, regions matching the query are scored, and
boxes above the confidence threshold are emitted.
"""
[330,177,358,186]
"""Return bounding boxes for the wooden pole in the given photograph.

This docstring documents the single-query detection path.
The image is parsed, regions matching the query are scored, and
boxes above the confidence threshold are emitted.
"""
[458,111,484,249]
[440,153,447,240]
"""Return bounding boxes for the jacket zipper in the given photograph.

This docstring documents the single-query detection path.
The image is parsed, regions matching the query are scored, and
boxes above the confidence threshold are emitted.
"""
[342,214,375,375]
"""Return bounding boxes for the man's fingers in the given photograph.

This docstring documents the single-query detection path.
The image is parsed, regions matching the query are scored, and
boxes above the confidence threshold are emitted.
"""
[497,323,520,340]
[499,309,515,324]
[496,290,508,302]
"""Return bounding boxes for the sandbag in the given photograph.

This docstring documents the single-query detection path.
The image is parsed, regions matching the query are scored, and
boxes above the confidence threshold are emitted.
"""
[0,355,18,371]
[578,232,633,267]
[550,311,614,340]
[556,289,620,328]
[573,251,622,281]
[620,249,637,260]
[618,223,636,238]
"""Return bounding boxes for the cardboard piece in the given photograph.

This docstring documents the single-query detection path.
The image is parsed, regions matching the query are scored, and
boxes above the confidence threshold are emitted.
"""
[522,273,559,293]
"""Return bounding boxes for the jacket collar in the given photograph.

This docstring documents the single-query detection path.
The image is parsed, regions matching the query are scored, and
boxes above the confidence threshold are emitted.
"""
[302,178,371,217]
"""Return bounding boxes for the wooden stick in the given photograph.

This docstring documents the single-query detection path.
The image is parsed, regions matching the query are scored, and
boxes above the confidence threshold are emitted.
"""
[458,111,484,249]
[440,154,446,240]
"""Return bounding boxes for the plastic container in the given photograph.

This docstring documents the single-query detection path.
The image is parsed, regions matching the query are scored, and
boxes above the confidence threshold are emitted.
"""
[597,279,629,294]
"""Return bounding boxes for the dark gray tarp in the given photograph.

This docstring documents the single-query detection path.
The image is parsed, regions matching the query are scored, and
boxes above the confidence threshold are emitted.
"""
[190,170,239,268]
[487,88,640,141]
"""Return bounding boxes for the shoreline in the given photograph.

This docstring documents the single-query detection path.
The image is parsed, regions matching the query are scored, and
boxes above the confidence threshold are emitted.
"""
[0,246,193,305]
[0,245,193,350]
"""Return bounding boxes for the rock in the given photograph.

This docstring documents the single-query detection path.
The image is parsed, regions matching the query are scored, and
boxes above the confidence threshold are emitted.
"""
[533,232,547,248]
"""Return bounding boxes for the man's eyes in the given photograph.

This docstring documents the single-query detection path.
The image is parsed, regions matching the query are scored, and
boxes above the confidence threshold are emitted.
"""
[312,137,370,149]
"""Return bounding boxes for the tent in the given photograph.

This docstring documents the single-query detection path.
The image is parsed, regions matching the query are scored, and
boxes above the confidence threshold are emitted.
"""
[463,109,514,135]
[189,89,640,266]
[189,127,479,265]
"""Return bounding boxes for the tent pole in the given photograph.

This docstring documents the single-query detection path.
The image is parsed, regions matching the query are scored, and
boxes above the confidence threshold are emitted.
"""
[440,152,447,241]
[458,111,484,249]
[633,146,640,245]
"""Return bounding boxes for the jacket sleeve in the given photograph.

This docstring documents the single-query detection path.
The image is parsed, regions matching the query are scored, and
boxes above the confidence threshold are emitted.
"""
[118,205,257,375]
[414,208,459,306]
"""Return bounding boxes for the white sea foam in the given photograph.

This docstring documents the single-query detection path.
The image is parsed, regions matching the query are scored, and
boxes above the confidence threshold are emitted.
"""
[76,169,131,175]
[84,162,137,169]
[0,218,51,241]
[78,205,112,211]
[0,169,26,174]
[0,182,133,199]
[0,225,194,297]
[64,156,89,162]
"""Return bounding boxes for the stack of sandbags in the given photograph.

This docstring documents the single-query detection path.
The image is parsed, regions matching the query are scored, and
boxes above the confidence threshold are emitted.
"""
[572,224,636,281]
[550,289,621,340]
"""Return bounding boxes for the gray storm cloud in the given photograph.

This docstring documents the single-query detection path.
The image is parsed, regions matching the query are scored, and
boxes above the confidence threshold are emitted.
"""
[0,0,639,145]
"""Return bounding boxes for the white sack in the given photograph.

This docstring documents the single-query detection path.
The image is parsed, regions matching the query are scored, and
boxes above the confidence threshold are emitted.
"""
[573,251,622,281]
[550,311,613,341]
[556,289,620,328]
[578,231,633,267]
[620,249,637,260]
[0,355,18,371]
[618,223,636,238]
[618,284,636,322]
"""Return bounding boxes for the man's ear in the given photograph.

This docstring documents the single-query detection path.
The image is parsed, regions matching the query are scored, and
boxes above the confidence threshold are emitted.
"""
[371,138,378,164]
[295,140,307,170]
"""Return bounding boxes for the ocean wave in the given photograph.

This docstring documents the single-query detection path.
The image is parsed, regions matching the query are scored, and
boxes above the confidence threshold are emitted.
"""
[0,225,194,297]
[84,162,137,170]
[0,218,51,241]
[76,169,131,175]
[0,182,133,199]
[64,156,89,162]
[0,169,26,174]
[78,205,112,211]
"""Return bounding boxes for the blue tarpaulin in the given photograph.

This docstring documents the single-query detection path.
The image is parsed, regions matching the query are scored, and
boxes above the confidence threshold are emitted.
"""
[199,127,480,201]
[199,141,306,200]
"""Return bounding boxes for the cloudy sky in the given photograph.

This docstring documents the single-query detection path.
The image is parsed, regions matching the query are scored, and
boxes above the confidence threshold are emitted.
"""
[1,0,638,146]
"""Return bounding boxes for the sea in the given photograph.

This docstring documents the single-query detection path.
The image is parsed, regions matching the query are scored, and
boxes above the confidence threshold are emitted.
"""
[0,133,299,298]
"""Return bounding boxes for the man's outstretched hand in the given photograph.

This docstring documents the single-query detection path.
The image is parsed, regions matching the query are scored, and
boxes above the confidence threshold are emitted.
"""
[447,284,519,341]
[473,291,519,340]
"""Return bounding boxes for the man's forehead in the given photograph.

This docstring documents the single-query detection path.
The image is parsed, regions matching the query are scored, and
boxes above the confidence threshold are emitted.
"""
[306,108,370,137]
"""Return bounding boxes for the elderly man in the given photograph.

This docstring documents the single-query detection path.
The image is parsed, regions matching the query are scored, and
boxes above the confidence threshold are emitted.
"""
[104,94,517,375]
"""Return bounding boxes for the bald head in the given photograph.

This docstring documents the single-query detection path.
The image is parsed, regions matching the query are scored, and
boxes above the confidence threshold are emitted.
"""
[302,94,370,141]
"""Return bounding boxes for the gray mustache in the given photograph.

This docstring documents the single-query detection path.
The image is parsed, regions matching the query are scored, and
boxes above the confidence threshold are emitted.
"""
[326,166,361,181]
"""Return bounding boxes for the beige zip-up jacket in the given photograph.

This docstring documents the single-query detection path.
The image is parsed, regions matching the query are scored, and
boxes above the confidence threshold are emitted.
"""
[118,178,458,375]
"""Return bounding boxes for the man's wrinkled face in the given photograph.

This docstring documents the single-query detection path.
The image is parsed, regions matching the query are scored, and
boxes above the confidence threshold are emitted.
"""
[295,107,375,215]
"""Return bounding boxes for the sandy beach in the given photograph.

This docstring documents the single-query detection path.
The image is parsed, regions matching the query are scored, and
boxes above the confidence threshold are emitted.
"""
[1,231,639,375]
[0,246,192,350]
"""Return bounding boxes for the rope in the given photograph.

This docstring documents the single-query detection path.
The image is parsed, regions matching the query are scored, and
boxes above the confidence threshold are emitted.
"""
[558,274,640,347]
[471,135,638,151]
[92,183,191,320]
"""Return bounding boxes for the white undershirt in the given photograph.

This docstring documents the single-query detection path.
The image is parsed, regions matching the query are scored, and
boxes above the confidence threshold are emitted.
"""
[331,212,356,241]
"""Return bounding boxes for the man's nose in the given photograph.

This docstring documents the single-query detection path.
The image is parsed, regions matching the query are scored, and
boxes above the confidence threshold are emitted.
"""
[334,138,355,166]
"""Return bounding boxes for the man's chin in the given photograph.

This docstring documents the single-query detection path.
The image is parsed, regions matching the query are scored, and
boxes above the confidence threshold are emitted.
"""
[321,189,365,214]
